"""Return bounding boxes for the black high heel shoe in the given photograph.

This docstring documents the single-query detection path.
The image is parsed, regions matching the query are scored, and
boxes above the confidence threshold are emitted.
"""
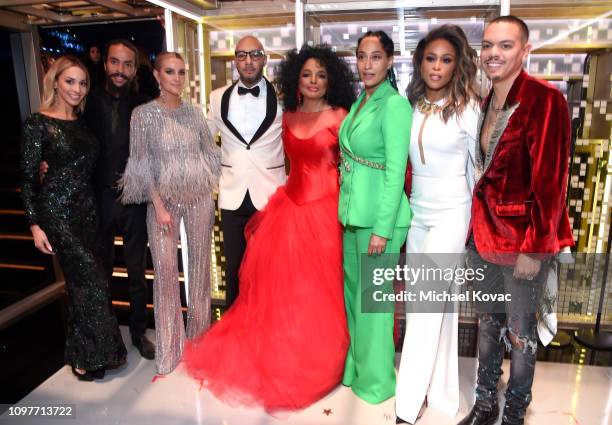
[91,368,106,380]
[71,367,95,382]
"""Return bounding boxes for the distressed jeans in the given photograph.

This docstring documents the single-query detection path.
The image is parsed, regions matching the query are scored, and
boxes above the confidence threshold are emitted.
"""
[467,240,546,424]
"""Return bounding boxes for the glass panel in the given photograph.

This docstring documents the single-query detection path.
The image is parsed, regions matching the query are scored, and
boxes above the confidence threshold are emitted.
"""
[515,17,609,326]
[206,9,297,91]
[304,1,500,96]
[171,15,200,105]
[528,18,612,48]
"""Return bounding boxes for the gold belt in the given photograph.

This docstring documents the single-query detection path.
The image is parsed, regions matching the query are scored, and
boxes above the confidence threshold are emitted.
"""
[339,147,386,171]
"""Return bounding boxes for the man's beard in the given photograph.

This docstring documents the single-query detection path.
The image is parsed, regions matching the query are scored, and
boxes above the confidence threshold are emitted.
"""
[105,73,135,97]
[238,69,264,86]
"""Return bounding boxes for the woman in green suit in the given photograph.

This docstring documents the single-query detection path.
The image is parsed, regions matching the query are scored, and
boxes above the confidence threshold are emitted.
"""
[338,30,412,404]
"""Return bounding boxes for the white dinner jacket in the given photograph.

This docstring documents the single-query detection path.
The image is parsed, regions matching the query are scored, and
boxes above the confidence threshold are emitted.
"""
[207,79,286,210]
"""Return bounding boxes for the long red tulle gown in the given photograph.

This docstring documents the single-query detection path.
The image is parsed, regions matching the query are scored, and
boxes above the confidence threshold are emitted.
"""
[184,108,349,412]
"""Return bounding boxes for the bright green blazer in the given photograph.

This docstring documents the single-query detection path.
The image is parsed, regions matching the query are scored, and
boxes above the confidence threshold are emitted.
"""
[338,80,412,239]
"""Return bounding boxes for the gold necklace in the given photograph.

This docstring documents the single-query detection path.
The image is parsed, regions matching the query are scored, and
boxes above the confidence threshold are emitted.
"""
[414,97,445,165]
[415,96,444,115]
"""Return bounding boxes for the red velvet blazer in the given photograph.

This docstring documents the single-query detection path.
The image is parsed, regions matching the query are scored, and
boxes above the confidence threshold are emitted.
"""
[468,71,574,265]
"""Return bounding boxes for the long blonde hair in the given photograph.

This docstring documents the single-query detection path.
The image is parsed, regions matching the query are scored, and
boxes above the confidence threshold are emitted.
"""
[40,55,90,114]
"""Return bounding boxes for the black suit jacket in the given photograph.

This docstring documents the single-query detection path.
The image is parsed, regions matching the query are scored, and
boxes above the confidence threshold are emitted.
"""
[85,85,148,189]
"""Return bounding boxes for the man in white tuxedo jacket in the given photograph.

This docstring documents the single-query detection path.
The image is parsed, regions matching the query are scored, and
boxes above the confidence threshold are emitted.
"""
[207,36,286,307]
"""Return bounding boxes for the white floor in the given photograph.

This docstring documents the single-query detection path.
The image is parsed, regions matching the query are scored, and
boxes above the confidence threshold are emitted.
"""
[2,328,611,425]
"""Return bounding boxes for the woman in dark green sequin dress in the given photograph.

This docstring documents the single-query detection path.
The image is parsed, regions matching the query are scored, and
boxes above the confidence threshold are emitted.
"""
[20,56,126,380]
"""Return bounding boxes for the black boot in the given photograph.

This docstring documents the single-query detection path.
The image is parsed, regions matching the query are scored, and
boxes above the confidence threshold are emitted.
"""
[457,403,499,425]
[132,334,155,360]
[500,396,528,425]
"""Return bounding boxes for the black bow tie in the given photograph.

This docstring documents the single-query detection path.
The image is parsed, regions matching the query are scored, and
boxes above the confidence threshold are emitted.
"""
[237,86,260,97]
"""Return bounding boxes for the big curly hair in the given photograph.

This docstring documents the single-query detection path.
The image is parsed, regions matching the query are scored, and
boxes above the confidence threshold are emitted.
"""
[277,44,356,112]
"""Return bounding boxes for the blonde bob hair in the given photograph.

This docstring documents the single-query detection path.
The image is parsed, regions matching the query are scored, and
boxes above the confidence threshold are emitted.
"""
[40,55,90,114]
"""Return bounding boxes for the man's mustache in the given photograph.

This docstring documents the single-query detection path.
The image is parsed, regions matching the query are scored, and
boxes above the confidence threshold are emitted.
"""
[483,55,502,63]
[109,72,130,81]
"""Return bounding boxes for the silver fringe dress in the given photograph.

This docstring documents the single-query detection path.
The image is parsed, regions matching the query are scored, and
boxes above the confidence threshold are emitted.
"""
[119,100,221,374]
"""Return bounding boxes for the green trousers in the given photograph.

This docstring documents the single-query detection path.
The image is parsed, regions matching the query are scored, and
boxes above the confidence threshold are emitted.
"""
[342,226,408,404]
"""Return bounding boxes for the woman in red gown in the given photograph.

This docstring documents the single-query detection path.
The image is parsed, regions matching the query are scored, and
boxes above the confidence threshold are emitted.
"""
[184,45,356,412]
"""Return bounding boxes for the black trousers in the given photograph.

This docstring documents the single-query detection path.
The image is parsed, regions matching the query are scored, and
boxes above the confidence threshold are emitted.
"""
[96,186,149,338]
[220,191,257,308]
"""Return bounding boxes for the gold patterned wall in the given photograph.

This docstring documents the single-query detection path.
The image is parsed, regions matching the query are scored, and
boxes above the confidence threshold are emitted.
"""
[568,53,612,254]
[558,52,612,327]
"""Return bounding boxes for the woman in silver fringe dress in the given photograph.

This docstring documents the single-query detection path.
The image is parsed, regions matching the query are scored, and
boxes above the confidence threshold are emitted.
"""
[119,52,220,374]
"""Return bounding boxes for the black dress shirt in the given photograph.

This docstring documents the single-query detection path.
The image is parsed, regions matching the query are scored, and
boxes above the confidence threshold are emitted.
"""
[85,85,149,189]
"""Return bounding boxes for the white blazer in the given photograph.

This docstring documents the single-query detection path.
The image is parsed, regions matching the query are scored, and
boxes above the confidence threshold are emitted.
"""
[207,79,286,210]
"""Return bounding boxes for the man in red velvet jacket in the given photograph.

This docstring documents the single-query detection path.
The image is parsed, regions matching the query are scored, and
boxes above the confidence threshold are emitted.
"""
[458,16,574,425]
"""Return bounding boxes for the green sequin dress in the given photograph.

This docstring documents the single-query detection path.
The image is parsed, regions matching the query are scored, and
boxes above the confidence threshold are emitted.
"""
[20,113,127,371]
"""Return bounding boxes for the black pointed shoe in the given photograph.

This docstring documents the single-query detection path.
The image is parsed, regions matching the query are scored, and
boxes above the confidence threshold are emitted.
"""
[457,403,499,425]
[72,367,95,382]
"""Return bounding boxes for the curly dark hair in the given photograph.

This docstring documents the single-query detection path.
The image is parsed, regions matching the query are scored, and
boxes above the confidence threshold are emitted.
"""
[407,25,480,122]
[277,44,356,112]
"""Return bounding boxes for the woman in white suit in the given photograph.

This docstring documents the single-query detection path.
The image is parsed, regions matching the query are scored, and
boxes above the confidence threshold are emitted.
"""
[396,25,480,424]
